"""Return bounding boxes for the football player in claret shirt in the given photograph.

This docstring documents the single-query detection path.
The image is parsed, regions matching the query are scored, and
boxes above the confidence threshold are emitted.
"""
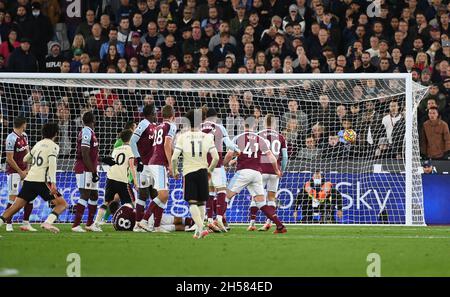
[201,108,239,232]
[224,121,287,234]
[252,114,288,231]
[72,112,102,232]
[130,104,158,232]
[4,116,35,232]
[140,105,177,233]
[0,123,68,233]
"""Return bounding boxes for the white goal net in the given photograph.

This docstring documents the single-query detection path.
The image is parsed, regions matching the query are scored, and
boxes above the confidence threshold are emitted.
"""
[0,73,428,225]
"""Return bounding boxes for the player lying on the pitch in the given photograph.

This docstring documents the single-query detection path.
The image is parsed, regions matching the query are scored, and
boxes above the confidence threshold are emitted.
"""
[0,123,68,233]
[112,204,194,232]
[294,170,343,224]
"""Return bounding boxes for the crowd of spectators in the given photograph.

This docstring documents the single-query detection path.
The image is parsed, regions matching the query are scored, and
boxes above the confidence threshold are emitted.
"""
[0,0,449,163]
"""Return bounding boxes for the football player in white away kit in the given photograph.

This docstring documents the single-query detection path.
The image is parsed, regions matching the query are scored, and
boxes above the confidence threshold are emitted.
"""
[94,129,139,228]
[0,123,68,233]
[201,108,239,232]
[253,114,288,231]
[223,121,287,234]
[130,104,157,232]
[4,116,36,232]
[172,109,220,239]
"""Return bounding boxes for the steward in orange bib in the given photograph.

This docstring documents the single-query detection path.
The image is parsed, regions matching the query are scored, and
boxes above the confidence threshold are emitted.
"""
[294,171,343,223]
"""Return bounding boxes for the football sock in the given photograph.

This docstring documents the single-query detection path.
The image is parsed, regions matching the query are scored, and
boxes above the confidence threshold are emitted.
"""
[95,204,107,225]
[135,198,146,222]
[143,201,156,221]
[23,201,33,222]
[103,207,111,221]
[189,204,203,231]
[86,199,98,226]
[184,217,194,227]
[152,198,166,228]
[5,200,13,224]
[206,194,215,220]
[216,191,227,216]
[72,199,87,228]
[199,204,206,222]
[259,204,283,229]
[212,199,217,218]
[266,201,277,224]
[250,206,258,221]
[44,212,58,224]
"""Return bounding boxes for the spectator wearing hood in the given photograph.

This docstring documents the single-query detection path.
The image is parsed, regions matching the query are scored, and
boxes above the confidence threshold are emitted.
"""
[26,2,53,68]
[44,41,64,72]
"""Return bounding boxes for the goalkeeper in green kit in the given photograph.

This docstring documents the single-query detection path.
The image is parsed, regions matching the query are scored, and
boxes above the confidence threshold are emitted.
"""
[99,121,137,224]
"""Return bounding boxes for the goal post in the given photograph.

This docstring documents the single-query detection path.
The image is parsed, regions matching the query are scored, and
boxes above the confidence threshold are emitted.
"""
[0,73,429,226]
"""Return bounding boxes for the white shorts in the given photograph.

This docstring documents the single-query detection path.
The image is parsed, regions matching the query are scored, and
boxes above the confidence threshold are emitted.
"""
[7,173,22,196]
[137,165,154,188]
[228,169,264,197]
[149,214,175,232]
[209,166,227,189]
[148,165,168,191]
[76,172,99,190]
[262,174,280,193]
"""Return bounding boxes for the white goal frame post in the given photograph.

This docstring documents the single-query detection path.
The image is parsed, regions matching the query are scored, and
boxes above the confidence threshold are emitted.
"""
[0,73,429,226]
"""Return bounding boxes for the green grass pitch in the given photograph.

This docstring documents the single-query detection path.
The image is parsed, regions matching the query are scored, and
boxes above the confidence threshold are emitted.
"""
[0,224,449,277]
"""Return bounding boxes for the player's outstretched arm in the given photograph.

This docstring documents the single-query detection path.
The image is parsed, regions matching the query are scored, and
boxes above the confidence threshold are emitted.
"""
[130,133,141,159]
[165,135,174,175]
[48,155,57,184]
[266,150,282,177]
[171,147,182,179]
[281,147,288,172]
[7,151,28,179]
[82,146,99,183]
[208,147,220,173]
[22,152,32,164]
[128,157,139,188]
[223,150,236,166]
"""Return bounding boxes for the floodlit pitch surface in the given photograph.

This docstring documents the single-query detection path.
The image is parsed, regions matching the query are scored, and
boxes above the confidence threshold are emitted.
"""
[0,225,449,276]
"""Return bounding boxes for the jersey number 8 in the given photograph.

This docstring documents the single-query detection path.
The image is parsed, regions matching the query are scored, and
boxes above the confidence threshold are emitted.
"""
[118,218,131,229]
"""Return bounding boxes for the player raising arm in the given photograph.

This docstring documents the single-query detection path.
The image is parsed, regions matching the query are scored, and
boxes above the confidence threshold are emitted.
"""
[4,116,35,232]
[201,108,239,232]
[223,121,287,234]
[139,105,177,233]
[98,121,137,225]
[253,114,288,231]
[94,130,138,228]
[72,111,101,232]
[130,104,158,232]
[172,109,220,239]
[0,123,68,233]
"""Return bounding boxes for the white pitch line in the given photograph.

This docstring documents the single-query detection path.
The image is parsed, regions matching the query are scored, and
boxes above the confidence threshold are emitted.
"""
[206,234,450,240]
